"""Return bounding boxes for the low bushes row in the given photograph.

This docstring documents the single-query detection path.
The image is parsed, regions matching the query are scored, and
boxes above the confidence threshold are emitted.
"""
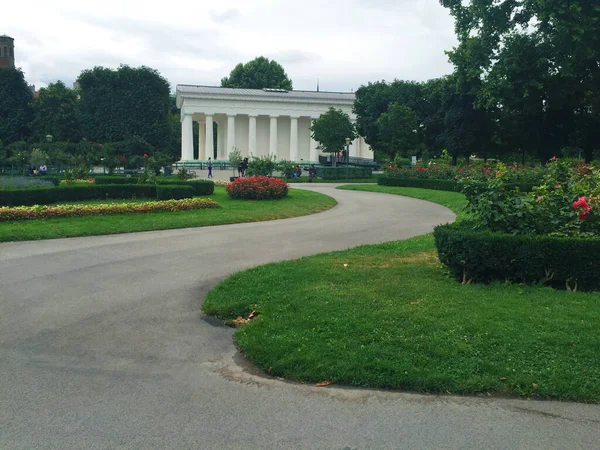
[0,198,219,221]
[317,167,373,180]
[378,177,536,193]
[37,176,215,196]
[434,222,600,291]
[156,185,193,200]
[0,184,194,207]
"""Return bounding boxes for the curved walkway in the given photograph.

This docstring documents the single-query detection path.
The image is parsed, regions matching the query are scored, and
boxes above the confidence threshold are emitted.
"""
[0,185,598,449]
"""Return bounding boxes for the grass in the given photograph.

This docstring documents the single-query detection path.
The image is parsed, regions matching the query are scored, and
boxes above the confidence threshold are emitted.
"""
[203,185,600,402]
[0,186,337,242]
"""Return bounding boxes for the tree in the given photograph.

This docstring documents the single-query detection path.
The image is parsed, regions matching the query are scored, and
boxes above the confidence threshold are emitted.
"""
[376,103,420,159]
[31,81,80,142]
[0,68,33,143]
[221,56,293,90]
[310,108,356,165]
[77,65,171,150]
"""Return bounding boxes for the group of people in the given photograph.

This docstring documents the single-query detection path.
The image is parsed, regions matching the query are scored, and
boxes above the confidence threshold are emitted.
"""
[27,165,47,176]
[237,157,249,177]
[205,158,318,182]
[292,164,317,183]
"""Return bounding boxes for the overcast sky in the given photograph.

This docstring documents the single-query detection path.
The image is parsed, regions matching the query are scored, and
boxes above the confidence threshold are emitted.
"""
[4,0,457,92]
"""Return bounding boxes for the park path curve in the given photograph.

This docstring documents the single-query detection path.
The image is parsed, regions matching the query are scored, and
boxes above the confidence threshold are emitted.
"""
[0,185,598,450]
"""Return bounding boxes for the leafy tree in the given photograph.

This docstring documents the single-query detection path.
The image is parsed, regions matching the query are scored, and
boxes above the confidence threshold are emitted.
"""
[221,56,293,90]
[0,68,33,143]
[376,103,420,159]
[311,108,356,164]
[77,65,171,150]
[31,81,80,142]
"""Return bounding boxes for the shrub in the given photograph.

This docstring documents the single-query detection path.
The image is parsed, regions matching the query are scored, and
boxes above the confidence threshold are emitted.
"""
[317,167,372,180]
[379,177,461,191]
[156,185,193,200]
[434,222,600,291]
[161,180,214,196]
[247,155,277,177]
[0,198,219,221]
[0,184,157,207]
[226,176,288,200]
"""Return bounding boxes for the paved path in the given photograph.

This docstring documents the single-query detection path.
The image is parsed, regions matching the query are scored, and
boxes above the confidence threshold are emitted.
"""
[0,186,598,450]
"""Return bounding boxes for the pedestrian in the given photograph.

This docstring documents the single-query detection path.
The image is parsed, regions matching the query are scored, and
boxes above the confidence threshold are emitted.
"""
[239,157,249,177]
[207,157,213,178]
[308,164,317,183]
[293,164,302,183]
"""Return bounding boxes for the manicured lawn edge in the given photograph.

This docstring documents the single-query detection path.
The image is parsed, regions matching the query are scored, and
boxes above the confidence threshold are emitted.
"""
[203,185,600,402]
[0,187,337,242]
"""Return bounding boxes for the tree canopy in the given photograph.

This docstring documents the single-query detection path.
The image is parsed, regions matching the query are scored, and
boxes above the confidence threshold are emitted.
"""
[310,108,356,155]
[376,103,420,159]
[0,68,33,143]
[77,65,171,149]
[221,56,293,90]
[31,81,80,142]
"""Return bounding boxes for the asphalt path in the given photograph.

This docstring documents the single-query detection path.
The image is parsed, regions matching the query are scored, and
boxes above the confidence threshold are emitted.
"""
[1,185,599,450]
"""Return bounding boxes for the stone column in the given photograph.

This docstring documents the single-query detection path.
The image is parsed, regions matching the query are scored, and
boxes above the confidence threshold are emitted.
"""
[269,115,278,159]
[198,121,206,160]
[205,115,214,160]
[248,115,257,157]
[227,114,236,158]
[181,113,193,161]
[289,116,299,162]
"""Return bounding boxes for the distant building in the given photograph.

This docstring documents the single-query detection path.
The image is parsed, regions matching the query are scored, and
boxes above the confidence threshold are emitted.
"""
[0,35,15,69]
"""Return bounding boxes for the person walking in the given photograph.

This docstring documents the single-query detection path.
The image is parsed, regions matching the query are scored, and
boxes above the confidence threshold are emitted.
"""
[207,157,213,178]
[308,164,317,183]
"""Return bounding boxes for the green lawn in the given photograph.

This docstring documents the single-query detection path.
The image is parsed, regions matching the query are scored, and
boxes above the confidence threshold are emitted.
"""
[203,185,600,402]
[0,187,336,242]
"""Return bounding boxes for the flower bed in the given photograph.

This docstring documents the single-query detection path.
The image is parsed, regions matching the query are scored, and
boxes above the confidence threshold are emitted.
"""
[226,176,288,200]
[435,159,600,290]
[0,198,219,221]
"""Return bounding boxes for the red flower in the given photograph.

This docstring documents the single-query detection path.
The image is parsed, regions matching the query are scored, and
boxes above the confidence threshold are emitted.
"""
[573,196,592,220]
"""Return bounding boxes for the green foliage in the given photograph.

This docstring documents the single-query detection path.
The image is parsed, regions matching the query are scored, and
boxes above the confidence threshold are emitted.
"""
[31,81,80,142]
[435,222,600,291]
[318,167,372,180]
[161,180,215,196]
[176,167,194,180]
[0,68,33,143]
[221,56,293,90]
[376,103,420,159]
[379,177,461,192]
[310,108,356,154]
[276,160,296,178]
[0,184,157,207]
[228,148,243,175]
[156,185,193,200]
[29,148,49,168]
[247,155,277,176]
[77,65,171,149]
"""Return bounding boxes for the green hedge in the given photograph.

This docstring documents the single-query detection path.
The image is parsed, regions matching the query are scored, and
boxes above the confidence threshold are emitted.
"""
[0,185,157,207]
[161,180,214,196]
[434,223,600,291]
[156,185,194,200]
[379,177,536,193]
[317,167,373,180]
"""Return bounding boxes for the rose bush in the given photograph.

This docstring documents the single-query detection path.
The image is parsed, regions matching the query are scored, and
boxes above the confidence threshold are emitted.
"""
[0,198,219,221]
[226,176,288,200]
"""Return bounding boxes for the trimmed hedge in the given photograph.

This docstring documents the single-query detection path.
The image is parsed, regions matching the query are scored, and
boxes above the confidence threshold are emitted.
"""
[434,222,600,291]
[317,167,373,180]
[379,177,536,193]
[156,185,193,200]
[0,185,157,207]
[161,180,214,196]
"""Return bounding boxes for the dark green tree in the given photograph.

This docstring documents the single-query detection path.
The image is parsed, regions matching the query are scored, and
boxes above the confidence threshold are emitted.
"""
[310,108,356,162]
[221,56,293,90]
[31,81,80,142]
[376,103,420,159]
[0,68,33,143]
[77,65,171,150]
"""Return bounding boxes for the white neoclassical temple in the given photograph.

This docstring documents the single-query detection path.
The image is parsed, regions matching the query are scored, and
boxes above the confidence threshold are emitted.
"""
[175,86,372,163]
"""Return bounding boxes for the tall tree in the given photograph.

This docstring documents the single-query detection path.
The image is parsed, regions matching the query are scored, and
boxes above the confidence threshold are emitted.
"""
[0,68,33,143]
[311,108,356,162]
[376,103,420,159]
[77,65,171,150]
[31,81,80,142]
[221,56,293,90]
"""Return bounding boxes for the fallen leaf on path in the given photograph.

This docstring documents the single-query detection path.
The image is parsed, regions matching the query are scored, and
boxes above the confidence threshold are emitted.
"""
[315,381,331,387]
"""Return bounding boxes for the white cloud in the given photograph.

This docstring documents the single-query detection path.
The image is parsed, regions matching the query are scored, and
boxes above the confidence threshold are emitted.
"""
[4,0,457,91]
